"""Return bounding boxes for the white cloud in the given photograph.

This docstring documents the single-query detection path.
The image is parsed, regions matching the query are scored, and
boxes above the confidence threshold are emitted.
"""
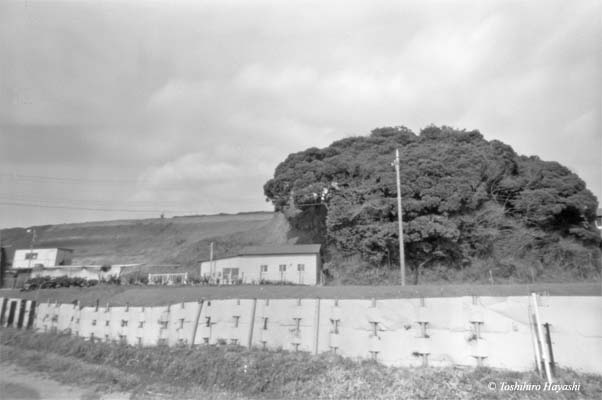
[1,0,600,227]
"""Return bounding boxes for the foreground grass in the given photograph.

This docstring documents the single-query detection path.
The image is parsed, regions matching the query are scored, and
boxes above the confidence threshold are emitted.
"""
[1,328,601,400]
[3,282,600,307]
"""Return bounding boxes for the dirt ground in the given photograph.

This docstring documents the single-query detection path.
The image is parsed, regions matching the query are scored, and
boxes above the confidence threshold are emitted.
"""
[0,360,252,400]
[0,362,131,400]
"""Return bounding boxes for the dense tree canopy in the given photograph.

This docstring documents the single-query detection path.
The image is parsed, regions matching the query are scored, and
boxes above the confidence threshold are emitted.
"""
[264,126,600,282]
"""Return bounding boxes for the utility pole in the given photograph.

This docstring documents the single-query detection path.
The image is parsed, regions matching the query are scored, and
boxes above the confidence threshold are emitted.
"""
[393,149,406,286]
[26,228,36,269]
[209,242,214,283]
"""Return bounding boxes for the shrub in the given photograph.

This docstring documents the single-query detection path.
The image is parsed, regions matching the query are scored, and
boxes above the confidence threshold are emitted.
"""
[2,328,601,400]
[22,276,101,291]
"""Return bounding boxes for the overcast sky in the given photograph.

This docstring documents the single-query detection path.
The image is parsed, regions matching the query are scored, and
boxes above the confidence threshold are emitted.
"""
[1,0,600,229]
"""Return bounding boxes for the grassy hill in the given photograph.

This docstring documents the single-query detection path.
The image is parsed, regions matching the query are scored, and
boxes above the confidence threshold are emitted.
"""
[0,212,295,269]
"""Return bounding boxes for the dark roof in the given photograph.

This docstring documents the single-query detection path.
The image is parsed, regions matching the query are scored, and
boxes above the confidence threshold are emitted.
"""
[199,244,322,262]
[240,244,321,256]
[15,247,73,252]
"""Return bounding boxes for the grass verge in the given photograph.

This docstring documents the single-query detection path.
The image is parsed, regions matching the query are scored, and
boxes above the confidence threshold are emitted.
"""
[2,282,600,307]
[1,328,601,399]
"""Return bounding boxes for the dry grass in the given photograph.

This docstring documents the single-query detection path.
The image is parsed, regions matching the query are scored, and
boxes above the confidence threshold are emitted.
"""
[2,328,601,400]
[1,211,285,267]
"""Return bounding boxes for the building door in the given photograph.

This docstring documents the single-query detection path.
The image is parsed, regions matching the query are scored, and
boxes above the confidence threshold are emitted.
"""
[297,264,305,284]
[260,265,267,282]
[223,268,231,284]
[279,264,286,282]
[230,268,239,283]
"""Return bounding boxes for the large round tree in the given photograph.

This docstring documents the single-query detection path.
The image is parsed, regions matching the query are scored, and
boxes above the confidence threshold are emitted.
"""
[264,125,600,283]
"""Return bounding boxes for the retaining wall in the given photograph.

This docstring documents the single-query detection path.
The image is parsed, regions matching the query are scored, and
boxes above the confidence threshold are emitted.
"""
[2,295,600,374]
[0,297,36,329]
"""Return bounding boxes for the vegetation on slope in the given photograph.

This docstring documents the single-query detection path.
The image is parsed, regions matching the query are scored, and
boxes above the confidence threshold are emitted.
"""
[264,126,601,283]
[0,212,291,269]
[2,329,601,399]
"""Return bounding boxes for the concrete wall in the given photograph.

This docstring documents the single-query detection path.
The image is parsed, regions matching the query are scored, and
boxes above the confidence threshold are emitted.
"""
[1,297,36,329]
[195,299,255,346]
[16,295,602,375]
[200,253,319,285]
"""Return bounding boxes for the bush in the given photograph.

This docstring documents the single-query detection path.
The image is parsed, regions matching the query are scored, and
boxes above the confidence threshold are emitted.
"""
[22,276,101,291]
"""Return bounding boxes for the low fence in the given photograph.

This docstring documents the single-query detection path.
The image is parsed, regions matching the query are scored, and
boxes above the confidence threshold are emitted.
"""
[1,295,600,374]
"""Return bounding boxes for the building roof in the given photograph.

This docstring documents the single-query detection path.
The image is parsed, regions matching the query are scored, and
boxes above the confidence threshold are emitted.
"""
[14,247,74,252]
[240,244,321,256]
[200,244,322,263]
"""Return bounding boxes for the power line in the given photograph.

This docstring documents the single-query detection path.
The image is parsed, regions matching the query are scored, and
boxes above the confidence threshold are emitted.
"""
[0,201,197,214]
[0,193,183,206]
[0,173,140,184]
[1,173,202,190]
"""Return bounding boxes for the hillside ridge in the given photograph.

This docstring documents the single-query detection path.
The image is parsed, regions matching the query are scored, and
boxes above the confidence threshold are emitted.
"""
[0,211,293,268]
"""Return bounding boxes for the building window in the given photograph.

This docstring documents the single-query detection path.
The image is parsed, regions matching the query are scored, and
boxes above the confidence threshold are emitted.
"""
[25,252,38,260]
[279,264,286,272]
[297,264,305,271]
[260,265,268,272]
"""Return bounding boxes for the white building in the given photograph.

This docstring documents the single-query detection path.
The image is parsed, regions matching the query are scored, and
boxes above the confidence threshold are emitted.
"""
[12,248,73,270]
[200,244,322,285]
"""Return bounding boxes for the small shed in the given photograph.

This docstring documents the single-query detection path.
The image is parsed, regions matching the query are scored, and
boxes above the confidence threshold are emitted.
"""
[12,248,73,270]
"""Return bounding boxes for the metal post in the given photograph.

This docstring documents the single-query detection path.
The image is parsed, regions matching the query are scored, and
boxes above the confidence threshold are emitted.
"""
[393,149,406,286]
[527,303,542,376]
[531,293,553,384]
[313,298,321,355]
[190,299,204,347]
[544,323,556,375]
[247,298,257,348]
[209,242,214,283]
[27,229,36,269]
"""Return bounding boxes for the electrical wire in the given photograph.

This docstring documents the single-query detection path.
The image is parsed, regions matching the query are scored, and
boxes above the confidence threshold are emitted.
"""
[0,193,183,207]
[0,173,139,184]
[0,200,197,214]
